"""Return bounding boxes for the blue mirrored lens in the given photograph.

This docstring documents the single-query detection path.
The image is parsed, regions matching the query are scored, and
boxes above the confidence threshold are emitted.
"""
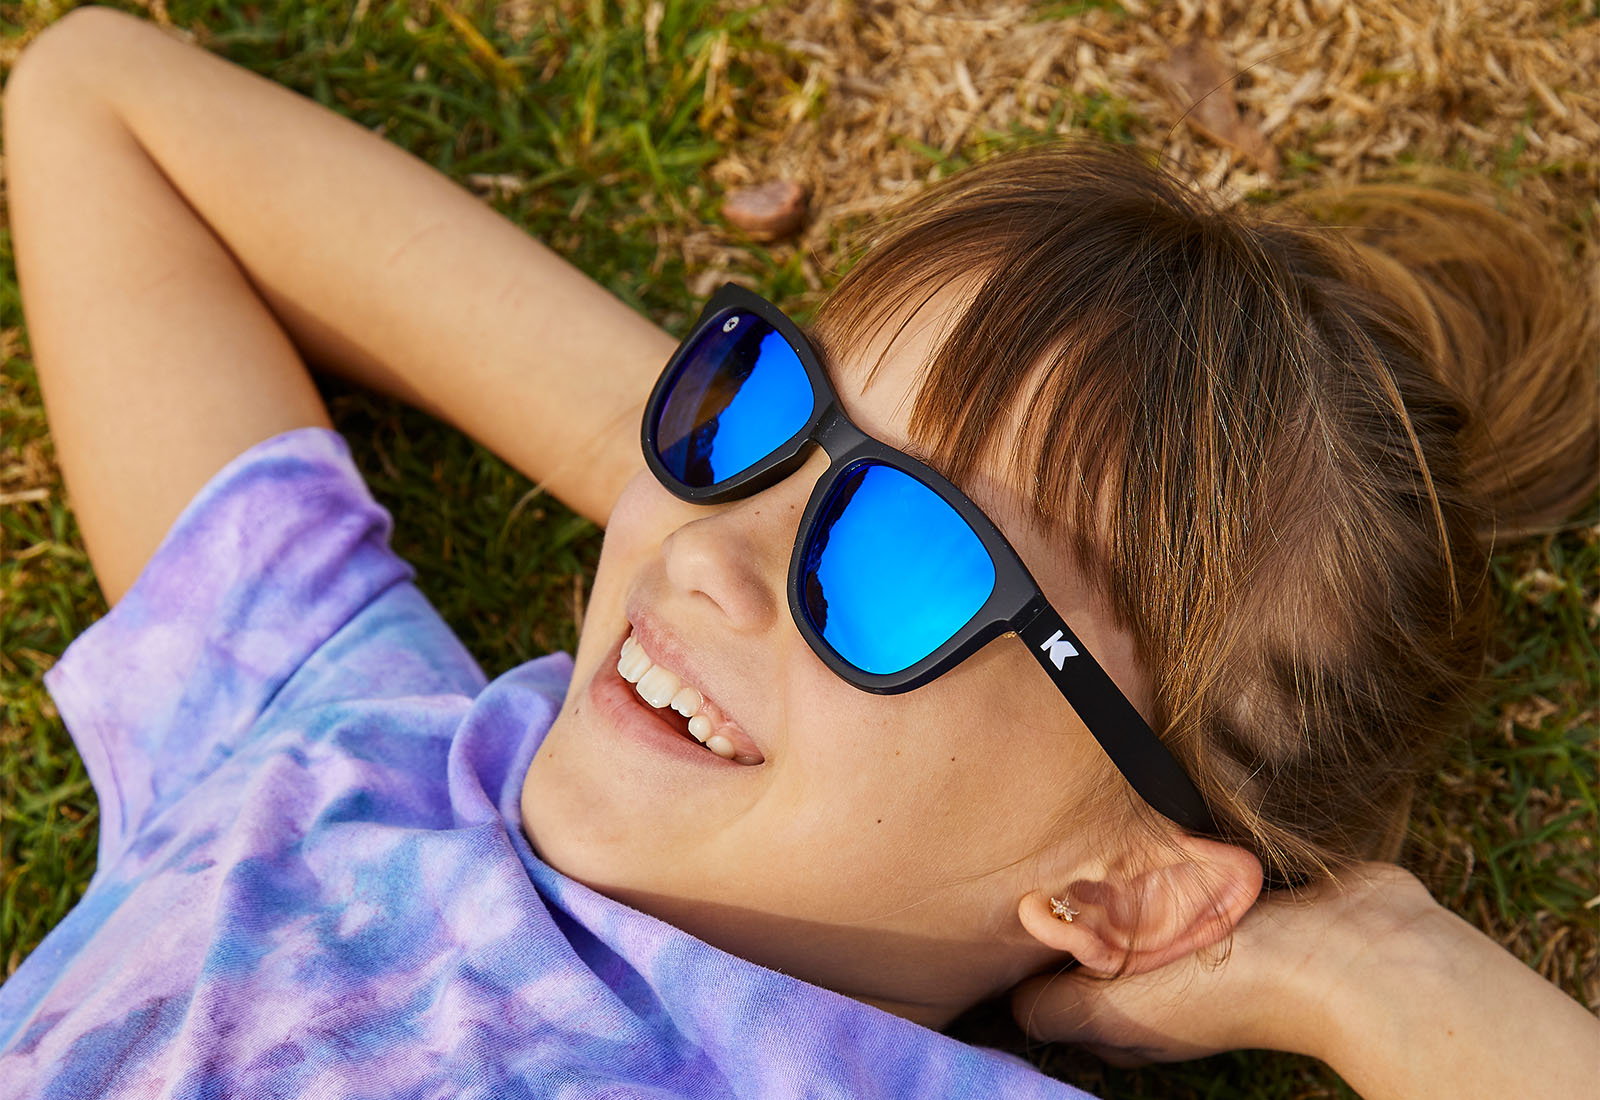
[654,309,815,488]
[801,462,997,675]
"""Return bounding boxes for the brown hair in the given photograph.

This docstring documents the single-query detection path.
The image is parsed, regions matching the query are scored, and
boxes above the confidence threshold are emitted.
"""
[812,141,1597,884]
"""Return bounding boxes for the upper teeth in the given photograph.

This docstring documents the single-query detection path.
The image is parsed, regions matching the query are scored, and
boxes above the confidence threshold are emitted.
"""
[617,633,734,758]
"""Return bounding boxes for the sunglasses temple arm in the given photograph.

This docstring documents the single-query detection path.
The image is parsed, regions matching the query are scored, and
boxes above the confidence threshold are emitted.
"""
[1017,601,1219,837]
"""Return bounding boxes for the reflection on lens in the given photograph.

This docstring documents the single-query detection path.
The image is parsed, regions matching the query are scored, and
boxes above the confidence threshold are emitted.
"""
[654,310,814,488]
[801,462,996,675]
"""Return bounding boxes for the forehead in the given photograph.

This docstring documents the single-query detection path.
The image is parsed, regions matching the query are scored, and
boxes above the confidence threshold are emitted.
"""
[811,282,964,450]
[811,281,1040,539]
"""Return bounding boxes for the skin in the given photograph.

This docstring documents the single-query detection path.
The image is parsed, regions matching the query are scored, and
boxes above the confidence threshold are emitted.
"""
[6,8,1595,1094]
[520,287,1260,1024]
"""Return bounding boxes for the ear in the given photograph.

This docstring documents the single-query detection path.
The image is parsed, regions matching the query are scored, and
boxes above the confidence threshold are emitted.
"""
[1018,834,1263,977]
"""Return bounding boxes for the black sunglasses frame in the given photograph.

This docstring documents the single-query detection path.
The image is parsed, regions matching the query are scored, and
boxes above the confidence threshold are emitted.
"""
[641,283,1217,837]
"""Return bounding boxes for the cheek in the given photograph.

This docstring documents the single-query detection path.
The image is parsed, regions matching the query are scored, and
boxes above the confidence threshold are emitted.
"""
[571,474,672,663]
[787,646,1090,862]
[937,650,1108,845]
[600,471,674,558]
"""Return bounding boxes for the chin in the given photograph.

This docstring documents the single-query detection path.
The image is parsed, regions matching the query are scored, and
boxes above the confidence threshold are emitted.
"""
[518,714,662,891]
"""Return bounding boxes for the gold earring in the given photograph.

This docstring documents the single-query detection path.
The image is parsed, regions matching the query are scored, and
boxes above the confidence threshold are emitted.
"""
[1049,895,1079,923]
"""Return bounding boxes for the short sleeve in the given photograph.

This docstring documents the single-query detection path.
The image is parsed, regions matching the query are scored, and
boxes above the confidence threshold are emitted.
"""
[42,427,480,868]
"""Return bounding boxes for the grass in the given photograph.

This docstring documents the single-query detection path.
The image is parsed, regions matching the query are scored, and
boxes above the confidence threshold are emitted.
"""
[1,1,1595,1096]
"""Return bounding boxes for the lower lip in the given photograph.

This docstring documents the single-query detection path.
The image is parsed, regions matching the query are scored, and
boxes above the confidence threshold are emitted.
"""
[586,632,752,771]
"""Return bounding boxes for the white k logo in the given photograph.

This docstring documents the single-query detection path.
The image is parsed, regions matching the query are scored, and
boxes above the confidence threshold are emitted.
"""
[1039,629,1079,670]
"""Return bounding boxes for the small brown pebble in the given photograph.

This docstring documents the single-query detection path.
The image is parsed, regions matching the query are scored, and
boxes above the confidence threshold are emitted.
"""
[722,179,809,241]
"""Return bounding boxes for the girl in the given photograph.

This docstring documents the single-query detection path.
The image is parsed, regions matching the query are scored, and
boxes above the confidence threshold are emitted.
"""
[1,6,1595,1098]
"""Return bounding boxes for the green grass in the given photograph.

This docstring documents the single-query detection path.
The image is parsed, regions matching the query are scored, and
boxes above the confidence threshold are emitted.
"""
[1032,0,1127,21]
[1,2,1595,1097]
[1,225,105,977]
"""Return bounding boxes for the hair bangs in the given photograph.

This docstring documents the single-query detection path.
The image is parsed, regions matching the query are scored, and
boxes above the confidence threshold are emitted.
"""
[801,139,1595,884]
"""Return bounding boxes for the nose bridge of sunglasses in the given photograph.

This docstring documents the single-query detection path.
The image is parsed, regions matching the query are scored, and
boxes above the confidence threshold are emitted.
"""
[709,403,868,510]
[812,403,875,461]
[674,446,835,532]
[757,445,835,512]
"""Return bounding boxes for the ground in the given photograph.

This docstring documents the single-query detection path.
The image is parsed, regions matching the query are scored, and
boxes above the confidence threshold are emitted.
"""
[1,2,1595,1096]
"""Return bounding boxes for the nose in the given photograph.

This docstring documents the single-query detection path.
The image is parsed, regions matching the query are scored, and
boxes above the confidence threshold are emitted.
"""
[659,447,833,633]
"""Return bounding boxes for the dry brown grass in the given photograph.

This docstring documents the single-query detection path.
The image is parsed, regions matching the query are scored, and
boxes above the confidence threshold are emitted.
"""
[686,0,1598,303]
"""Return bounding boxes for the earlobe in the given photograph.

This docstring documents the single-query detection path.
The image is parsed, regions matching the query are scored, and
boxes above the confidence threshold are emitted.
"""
[1017,882,1133,977]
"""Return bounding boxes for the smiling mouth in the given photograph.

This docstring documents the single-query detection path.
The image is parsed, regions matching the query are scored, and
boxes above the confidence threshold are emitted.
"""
[616,630,765,766]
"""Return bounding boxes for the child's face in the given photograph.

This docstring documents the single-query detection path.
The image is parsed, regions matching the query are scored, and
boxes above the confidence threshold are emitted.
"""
[520,291,1149,1026]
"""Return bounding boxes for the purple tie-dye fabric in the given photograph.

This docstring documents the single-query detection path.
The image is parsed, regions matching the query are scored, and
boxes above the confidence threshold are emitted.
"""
[0,427,1090,1099]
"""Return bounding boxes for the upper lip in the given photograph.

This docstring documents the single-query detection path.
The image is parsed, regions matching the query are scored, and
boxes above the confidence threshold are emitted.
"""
[621,598,767,764]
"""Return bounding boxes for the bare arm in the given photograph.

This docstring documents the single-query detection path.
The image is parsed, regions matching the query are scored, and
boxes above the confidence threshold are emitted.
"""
[1314,882,1600,1100]
[4,6,672,599]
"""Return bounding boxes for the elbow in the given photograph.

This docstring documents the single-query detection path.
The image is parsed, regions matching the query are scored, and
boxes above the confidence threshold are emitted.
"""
[4,6,142,121]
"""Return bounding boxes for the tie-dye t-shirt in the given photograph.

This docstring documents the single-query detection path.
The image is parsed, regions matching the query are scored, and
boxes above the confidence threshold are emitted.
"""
[0,428,1089,1099]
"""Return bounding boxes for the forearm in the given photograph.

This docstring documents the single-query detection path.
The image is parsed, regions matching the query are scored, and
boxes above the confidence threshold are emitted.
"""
[38,6,674,525]
[1296,901,1599,1099]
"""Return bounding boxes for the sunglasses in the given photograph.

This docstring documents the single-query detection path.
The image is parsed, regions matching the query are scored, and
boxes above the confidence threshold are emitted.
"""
[641,283,1216,836]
